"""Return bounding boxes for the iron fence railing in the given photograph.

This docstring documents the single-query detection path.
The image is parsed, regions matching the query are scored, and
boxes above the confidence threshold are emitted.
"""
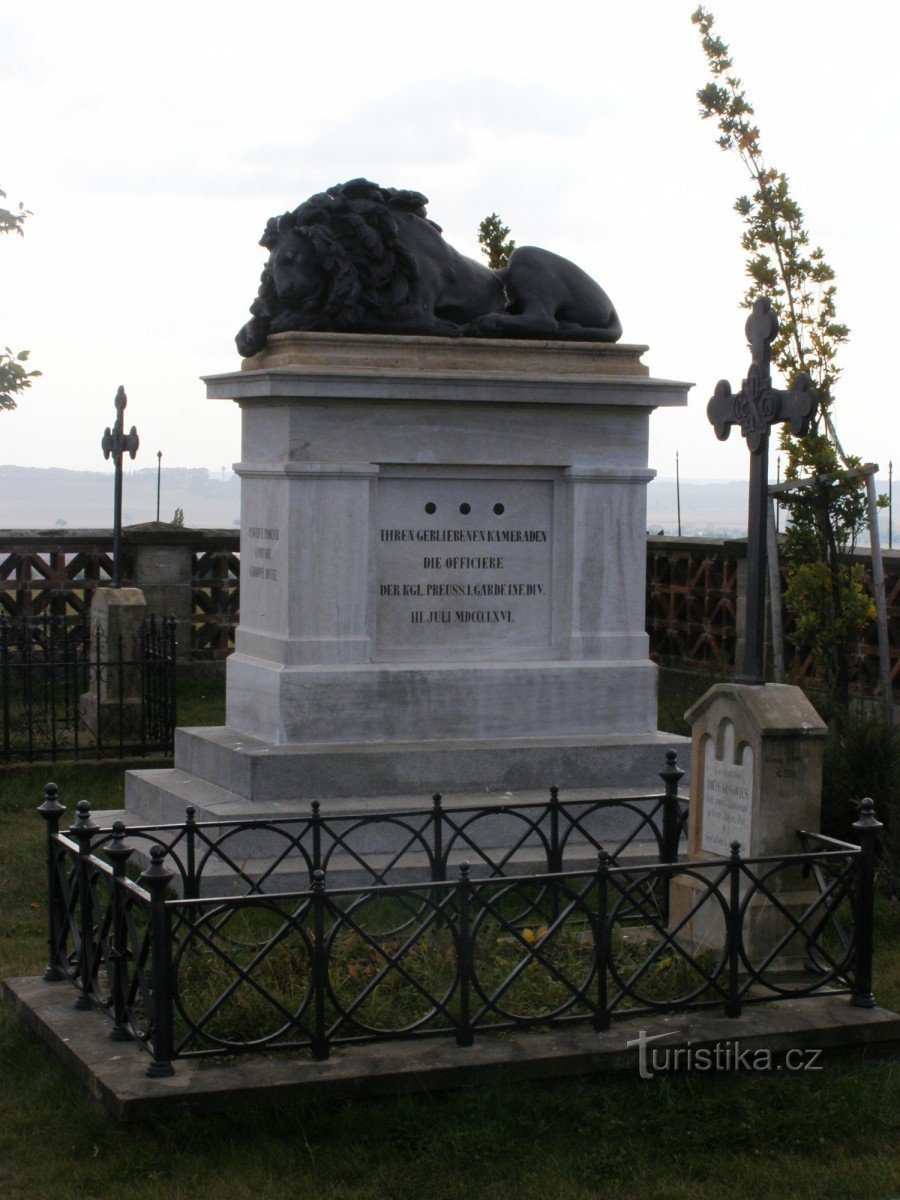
[0,612,177,762]
[36,770,881,1077]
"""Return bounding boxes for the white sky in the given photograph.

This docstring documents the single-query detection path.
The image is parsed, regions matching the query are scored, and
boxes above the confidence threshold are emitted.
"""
[1,0,897,487]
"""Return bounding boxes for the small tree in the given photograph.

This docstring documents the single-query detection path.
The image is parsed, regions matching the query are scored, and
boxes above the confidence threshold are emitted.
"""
[478,213,516,269]
[1,186,40,411]
[692,8,873,712]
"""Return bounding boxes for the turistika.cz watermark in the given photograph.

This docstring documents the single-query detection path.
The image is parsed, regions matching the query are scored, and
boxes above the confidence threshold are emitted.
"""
[626,1030,824,1079]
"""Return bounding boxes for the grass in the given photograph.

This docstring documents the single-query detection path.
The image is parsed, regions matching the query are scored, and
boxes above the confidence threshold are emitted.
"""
[172,885,722,1049]
[0,662,225,766]
[176,664,226,728]
[0,675,898,1199]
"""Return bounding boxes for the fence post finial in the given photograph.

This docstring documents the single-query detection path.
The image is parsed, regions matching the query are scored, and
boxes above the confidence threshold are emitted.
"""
[140,846,176,1077]
[851,798,882,1009]
[38,782,66,981]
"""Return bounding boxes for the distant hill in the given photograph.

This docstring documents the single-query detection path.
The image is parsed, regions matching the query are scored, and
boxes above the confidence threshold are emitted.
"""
[646,477,749,537]
[0,465,240,529]
[0,465,892,545]
[646,476,893,546]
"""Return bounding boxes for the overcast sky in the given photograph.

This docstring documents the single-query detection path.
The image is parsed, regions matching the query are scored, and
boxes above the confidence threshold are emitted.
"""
[1,0,896,488]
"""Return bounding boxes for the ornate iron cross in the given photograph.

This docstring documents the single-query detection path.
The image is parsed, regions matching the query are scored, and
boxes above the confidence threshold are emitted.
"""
[707,297,817,684]
[101,386,140,588]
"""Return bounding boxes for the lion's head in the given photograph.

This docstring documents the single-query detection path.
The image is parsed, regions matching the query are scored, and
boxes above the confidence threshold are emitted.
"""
[237,179,436,354]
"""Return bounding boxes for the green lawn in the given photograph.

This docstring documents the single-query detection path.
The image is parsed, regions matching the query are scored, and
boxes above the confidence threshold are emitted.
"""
[0,675,897,1200]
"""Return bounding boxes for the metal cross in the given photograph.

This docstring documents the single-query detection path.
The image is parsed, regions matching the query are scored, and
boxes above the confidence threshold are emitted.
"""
[707,297,818,684]
[101,386,140,588]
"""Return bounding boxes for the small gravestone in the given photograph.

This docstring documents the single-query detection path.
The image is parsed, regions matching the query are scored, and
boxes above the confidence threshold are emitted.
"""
[79,587,148,743]
[671,682,826,966]
[684,684,825,861]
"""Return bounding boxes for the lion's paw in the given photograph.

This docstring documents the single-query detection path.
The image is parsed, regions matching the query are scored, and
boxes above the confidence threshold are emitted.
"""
[433,319,463,337]
[467,313,507,337]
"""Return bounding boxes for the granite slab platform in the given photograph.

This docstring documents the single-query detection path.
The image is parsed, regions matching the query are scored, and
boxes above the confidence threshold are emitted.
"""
[5,976,897,1121]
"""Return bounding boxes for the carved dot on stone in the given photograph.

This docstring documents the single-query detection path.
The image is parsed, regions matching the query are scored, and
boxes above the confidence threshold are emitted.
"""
[425,502,437,515]
[493,503,505,515]
[459,503,471,515]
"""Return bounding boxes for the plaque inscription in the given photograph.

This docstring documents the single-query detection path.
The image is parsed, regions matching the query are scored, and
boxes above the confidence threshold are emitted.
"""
[374,477,555,660]
[701,721,754,856]
[246,525,281,584]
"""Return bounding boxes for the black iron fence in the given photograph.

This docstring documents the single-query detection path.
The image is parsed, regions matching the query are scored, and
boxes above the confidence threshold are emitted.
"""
[36,768,881,1077]
[0,612,177,762]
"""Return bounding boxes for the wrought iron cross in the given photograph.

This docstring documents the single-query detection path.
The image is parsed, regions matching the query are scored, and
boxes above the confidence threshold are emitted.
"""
[707,297,817,684]
[101,386,140,588]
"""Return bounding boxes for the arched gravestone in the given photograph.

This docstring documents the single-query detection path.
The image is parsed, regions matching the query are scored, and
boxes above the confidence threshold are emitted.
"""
[126,183,690,832]
[670,683,826,964]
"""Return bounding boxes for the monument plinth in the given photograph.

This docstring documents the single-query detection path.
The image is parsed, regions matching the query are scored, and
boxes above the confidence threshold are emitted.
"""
[127,332,689,820]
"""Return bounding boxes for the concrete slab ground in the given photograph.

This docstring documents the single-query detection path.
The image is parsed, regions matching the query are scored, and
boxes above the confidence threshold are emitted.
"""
[5,976,898,1121]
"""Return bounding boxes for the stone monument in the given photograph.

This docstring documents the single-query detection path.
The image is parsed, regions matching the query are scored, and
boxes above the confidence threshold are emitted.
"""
[125,180,690,829]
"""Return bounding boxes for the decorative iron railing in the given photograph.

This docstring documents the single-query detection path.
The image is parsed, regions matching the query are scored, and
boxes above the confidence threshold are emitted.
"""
[35,769,881,1077]
[0,613,177,762]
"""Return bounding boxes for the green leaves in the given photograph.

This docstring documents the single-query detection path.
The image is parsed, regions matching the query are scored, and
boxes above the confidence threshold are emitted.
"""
[0,348,40,412]
[694,11,867,710]
[477,213,516,270]
[1,186,37,412]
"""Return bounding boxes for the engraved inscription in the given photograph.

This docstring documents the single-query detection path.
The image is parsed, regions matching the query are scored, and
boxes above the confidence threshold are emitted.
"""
[762,747,799,781]
[701,721,753,856]
[375,477,555,660]
[246,525,280,583]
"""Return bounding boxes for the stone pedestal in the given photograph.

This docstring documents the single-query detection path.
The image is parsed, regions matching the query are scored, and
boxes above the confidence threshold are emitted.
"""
[126,333,690,823]
[79,587,148,742]
[127,525,195,660]
[671,682,826,967]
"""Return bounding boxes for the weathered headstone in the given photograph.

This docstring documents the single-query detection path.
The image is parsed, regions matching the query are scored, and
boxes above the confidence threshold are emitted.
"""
[670,683,826,965]
[684,684,825,860]
[79,586,148,742]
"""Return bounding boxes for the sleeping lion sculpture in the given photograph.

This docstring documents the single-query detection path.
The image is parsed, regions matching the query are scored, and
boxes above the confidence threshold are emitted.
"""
[235,178,622,356]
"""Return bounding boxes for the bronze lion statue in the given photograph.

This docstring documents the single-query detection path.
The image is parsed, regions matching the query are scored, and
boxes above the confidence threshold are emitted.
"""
[236,178,622,356]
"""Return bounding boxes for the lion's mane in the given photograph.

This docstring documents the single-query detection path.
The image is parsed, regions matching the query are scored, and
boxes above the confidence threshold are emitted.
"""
[260,178,436,331]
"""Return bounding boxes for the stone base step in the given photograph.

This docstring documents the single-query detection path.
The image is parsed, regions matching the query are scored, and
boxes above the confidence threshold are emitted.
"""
[167,725,688,803]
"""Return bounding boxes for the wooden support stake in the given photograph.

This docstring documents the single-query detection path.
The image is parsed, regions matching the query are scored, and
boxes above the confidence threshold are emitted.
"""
[864,471,893,718]
[766,498,784,683]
